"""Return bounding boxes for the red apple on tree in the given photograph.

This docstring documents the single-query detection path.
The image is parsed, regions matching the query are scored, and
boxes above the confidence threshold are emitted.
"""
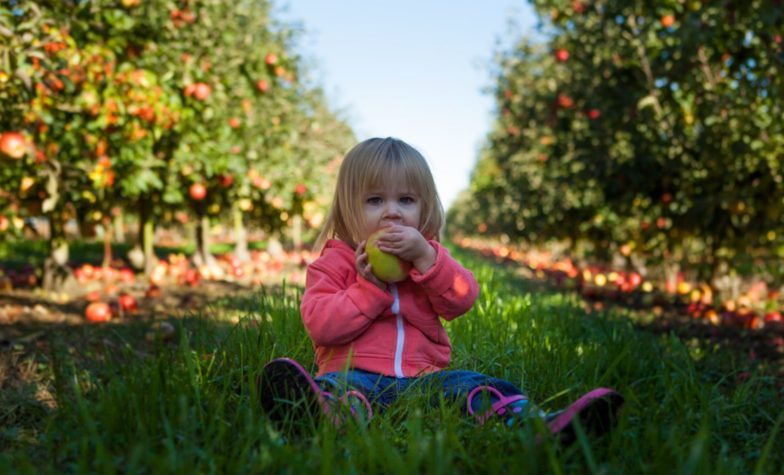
[295,183,307,196]
[219,174,234,187]
[0,131,27,159]
[192,82,211,101]
[228,117,241,128]
[660,14,675,28]
[555,48,570,62]
[589,108,601,120]
[265,53,278,65]
[256,79,269,92]
[189,183,207,201]
[557,93,573,109]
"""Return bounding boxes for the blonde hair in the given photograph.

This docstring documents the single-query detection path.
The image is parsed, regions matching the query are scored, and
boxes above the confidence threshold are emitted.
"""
[314,137,444,251]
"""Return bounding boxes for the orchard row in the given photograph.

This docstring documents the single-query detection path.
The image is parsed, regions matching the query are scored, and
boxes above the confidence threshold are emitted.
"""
[0,0,355,290]
[450,0,784,290]
[458,236,784,333]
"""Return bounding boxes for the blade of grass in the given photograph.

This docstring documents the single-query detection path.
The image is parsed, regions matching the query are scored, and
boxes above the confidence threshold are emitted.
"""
[753,409,784,475]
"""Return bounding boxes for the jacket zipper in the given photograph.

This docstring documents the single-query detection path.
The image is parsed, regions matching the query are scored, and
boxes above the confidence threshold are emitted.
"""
[390,284,405,378]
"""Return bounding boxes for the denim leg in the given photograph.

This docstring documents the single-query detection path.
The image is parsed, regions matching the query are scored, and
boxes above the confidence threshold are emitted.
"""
[316,369,401,409]
[415,370,527,413]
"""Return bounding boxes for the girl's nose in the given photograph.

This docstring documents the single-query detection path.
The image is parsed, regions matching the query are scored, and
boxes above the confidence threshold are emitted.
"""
[382,202,402,218]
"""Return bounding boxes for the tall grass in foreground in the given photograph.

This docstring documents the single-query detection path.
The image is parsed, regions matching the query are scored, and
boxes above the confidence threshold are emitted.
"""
[1,248,782,474]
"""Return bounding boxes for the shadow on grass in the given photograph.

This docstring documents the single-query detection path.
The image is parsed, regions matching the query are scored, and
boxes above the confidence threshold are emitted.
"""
[0,284,301,455]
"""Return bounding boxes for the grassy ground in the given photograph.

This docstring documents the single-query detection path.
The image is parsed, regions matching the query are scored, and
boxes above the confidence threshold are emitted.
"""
[1,246,782,474]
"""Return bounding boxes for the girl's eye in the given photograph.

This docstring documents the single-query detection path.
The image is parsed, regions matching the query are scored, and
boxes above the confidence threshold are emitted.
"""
[367,197,382,205]
[400,196,415,204]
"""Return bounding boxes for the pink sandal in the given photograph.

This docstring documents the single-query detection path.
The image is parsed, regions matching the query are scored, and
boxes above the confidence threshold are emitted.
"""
[467,384,624,445]
[257,358,373,427]
[544,388,624,445]
[342,389,374,422]
[466,385,529,425]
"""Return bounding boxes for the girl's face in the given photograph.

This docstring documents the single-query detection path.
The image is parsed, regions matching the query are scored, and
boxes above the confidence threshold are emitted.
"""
[361,176,422,241]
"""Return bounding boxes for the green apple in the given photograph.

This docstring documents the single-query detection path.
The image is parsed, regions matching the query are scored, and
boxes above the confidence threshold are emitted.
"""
[366,229,412,283]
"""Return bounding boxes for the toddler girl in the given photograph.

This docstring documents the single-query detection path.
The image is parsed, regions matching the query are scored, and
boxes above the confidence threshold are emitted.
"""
[258,137,623,443]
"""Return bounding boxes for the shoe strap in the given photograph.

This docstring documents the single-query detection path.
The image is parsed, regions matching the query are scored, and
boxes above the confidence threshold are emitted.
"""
[467,385,528,425]
[341,390,374,421]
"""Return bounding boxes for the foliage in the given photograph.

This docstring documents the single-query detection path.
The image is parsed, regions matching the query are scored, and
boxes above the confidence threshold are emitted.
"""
[0,0,354,285]
[452,0,784,284]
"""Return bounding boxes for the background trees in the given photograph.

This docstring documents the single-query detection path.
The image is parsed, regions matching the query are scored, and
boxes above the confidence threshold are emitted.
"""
[452,0,784,288]
[0,0,354,290]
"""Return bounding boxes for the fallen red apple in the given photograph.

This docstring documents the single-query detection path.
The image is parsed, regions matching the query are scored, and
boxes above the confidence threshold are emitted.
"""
[118,293,138,313]
[85,290,101,302]
[145,284,162,298]
[85,301,112,323]
[119,267,136,283]
[365,229,412,283]
[765,311,782,323]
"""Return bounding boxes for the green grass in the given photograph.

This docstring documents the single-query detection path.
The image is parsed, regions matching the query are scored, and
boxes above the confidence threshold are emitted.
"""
[1,247,782,474]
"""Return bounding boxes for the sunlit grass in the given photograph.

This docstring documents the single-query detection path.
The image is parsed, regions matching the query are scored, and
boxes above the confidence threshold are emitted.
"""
[0,246,781,474]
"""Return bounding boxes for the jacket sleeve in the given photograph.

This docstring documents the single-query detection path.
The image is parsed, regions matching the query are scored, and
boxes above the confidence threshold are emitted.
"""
[409,241,479,321]
[301,255,394,346]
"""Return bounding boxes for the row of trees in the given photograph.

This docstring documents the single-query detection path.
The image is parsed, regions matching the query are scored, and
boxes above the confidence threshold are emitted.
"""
[451,0,784,286]
[0,0,355,289]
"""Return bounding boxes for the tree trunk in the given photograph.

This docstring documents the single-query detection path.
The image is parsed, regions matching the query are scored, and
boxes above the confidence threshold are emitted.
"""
[137,197,157,276]
[267,234,284,259]
[193,213,216,267]
[233,203,250,262]
[113,207,124,243]
[292,214,303,251]
[42,214,71,292]
[102,216,112,269]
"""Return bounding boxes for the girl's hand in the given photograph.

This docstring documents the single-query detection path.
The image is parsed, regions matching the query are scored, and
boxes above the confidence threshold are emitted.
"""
[375,225,437,274]
[355,240,388,290]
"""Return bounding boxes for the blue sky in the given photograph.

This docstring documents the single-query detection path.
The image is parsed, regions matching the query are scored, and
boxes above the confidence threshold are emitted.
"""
[277,1,540,208]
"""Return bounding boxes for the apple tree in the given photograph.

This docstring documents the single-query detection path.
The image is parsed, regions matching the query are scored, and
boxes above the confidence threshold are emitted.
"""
[455,0,784,287]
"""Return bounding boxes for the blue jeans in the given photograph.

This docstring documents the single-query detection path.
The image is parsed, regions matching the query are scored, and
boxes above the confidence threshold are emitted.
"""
[316,368,525,413]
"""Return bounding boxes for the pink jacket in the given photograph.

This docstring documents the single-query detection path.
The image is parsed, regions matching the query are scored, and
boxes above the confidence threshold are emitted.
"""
[301,239,479,377]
